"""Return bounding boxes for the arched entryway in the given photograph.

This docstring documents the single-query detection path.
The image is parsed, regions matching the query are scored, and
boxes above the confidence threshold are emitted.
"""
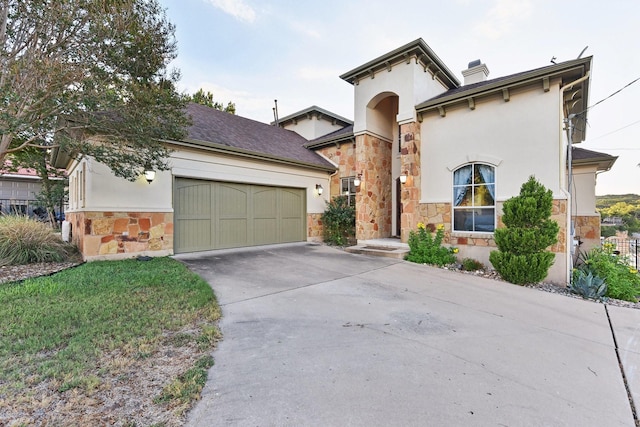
[354,92,401,240]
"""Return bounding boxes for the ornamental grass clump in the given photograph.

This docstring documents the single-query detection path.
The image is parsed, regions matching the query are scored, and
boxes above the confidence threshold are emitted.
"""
[0,215,76,265]
[489,176,559,285]
[406,223,457,266]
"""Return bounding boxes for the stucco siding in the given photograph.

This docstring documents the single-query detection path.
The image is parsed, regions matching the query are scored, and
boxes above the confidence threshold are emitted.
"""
[420,82,566,203]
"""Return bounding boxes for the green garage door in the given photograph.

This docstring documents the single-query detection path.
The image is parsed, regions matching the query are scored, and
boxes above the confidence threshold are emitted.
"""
[174,178,306,253]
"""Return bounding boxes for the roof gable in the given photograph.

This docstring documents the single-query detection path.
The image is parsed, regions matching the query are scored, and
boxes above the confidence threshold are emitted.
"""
[340,38,460,89]
[274,105,352,128]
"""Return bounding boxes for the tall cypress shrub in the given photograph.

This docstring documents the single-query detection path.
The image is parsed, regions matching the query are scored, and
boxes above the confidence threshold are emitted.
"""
[489,176,559,284]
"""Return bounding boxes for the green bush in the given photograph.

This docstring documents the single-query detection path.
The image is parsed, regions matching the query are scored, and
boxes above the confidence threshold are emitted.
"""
[490,176,559,284]
[461,258,484,271]
[322,196,355,246]
[0,215,76,265]
[576,245,640,302]
[406,223,457,266]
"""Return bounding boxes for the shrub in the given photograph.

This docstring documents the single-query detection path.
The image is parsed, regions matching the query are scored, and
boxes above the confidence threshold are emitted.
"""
[461,258,484,271]
[322,196,355,246]
[570,269,607,300]
[489,176,558,284]
[406,223,457,266]
[0,215,76,265]
[576,246,640,302]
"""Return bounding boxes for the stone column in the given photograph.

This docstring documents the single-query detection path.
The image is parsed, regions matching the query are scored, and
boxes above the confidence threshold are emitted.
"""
[355,133,392,240]
[399,121,421,242]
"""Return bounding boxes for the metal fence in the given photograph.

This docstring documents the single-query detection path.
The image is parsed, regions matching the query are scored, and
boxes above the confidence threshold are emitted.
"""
[601,237,639,270]
[0,199,64,221]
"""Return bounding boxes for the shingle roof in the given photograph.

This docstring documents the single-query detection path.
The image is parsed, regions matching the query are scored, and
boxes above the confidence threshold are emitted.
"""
[304,125,354,149]
[182,103,336,171]
[416,56,592,109]
[572,147,617,171]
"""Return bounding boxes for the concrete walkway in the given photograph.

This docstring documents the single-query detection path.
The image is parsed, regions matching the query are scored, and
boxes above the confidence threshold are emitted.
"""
[176,243,640,426]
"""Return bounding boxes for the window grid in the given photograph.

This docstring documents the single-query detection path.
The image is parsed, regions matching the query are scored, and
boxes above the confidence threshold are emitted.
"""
[452,163,495,233]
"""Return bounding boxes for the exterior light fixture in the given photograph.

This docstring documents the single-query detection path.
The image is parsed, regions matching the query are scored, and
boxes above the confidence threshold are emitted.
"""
[144,168,156,184]
[354,172,362,187]
[316,184,324,195]
[399,173,407,184]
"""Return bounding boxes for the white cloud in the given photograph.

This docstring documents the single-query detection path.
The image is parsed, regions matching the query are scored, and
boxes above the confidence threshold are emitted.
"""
[205,0,256,23]
[474,0,532,40]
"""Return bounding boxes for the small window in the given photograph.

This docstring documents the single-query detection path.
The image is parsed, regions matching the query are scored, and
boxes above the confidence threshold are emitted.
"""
[340,176,356,206]
[453,163,495,232]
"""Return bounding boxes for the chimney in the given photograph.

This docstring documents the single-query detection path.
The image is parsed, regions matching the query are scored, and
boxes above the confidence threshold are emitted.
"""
[462,59,490,85]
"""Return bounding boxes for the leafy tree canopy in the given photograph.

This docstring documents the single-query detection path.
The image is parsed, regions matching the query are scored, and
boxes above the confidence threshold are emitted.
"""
[189,88,236,114]
[1,0,191,181]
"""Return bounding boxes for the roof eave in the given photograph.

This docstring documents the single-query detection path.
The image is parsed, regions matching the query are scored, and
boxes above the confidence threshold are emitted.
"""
[305,133,355,150]
[416,57,592,112]
[573,155,618,172]
[274,105,353,128]
[172,138,337,172]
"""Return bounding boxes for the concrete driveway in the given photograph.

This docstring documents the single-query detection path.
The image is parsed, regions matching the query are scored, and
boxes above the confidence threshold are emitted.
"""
[176,243,640,426]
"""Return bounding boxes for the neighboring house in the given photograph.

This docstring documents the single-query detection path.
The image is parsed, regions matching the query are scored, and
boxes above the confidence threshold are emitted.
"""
[0,163,66,218]
[0,165,41,216]
[53,38,616,284]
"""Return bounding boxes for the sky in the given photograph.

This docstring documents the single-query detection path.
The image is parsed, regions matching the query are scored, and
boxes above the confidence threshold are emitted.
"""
[158,0,639,196]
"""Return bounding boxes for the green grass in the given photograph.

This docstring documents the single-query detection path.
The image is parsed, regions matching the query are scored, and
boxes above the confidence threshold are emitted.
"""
[0,257,220,397]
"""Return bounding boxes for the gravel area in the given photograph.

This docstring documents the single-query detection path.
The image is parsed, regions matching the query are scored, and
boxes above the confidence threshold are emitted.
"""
[443,265,640,310]
[0,261,83,285]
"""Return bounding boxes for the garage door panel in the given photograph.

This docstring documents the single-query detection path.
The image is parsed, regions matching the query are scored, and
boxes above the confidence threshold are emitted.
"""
[254,218,278,244]
[175,181,211,219]
[176,220,212,252]
[253,188,277,218]
[280,189,303,217]
[217,218,248,248]
[174,179,306,253]
[281,218,303,242]
[218,184,248,218]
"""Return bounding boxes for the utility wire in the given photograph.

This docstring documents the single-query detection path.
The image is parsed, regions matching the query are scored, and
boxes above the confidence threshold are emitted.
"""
[572,76,640,119]
[590,118,640,141]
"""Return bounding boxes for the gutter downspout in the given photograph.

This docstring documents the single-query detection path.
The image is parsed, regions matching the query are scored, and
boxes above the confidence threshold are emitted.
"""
[561,71,590,285]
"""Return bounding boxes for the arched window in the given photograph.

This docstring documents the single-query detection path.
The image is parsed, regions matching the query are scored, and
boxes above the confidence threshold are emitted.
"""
[452,163,495,232]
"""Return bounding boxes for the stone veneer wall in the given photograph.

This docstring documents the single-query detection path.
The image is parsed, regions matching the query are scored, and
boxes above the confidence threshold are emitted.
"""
[574,215,601,252]
[66,211,173,260]
[355,134,392,239]
[315,142,356,196]
[410,199,568,254]
[307,213,323,243]
[399,122,421,242]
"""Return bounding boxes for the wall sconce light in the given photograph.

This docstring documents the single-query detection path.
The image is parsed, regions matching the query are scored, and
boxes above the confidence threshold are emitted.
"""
[399,173,407,184]
[316,184,324,195]
[144,168,156,184]
[354,172,362,187]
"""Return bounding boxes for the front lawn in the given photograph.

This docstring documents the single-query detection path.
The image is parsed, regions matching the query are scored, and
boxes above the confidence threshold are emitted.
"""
[0,257,221,425]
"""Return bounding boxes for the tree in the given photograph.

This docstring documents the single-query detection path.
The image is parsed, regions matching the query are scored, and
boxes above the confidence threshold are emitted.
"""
[489,176,559,284]
[190,88,236,114]
[1,0,191,181]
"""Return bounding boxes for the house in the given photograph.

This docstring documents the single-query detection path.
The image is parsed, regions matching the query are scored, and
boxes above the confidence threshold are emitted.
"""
[53,38,616,284]
[0,162,66,219]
